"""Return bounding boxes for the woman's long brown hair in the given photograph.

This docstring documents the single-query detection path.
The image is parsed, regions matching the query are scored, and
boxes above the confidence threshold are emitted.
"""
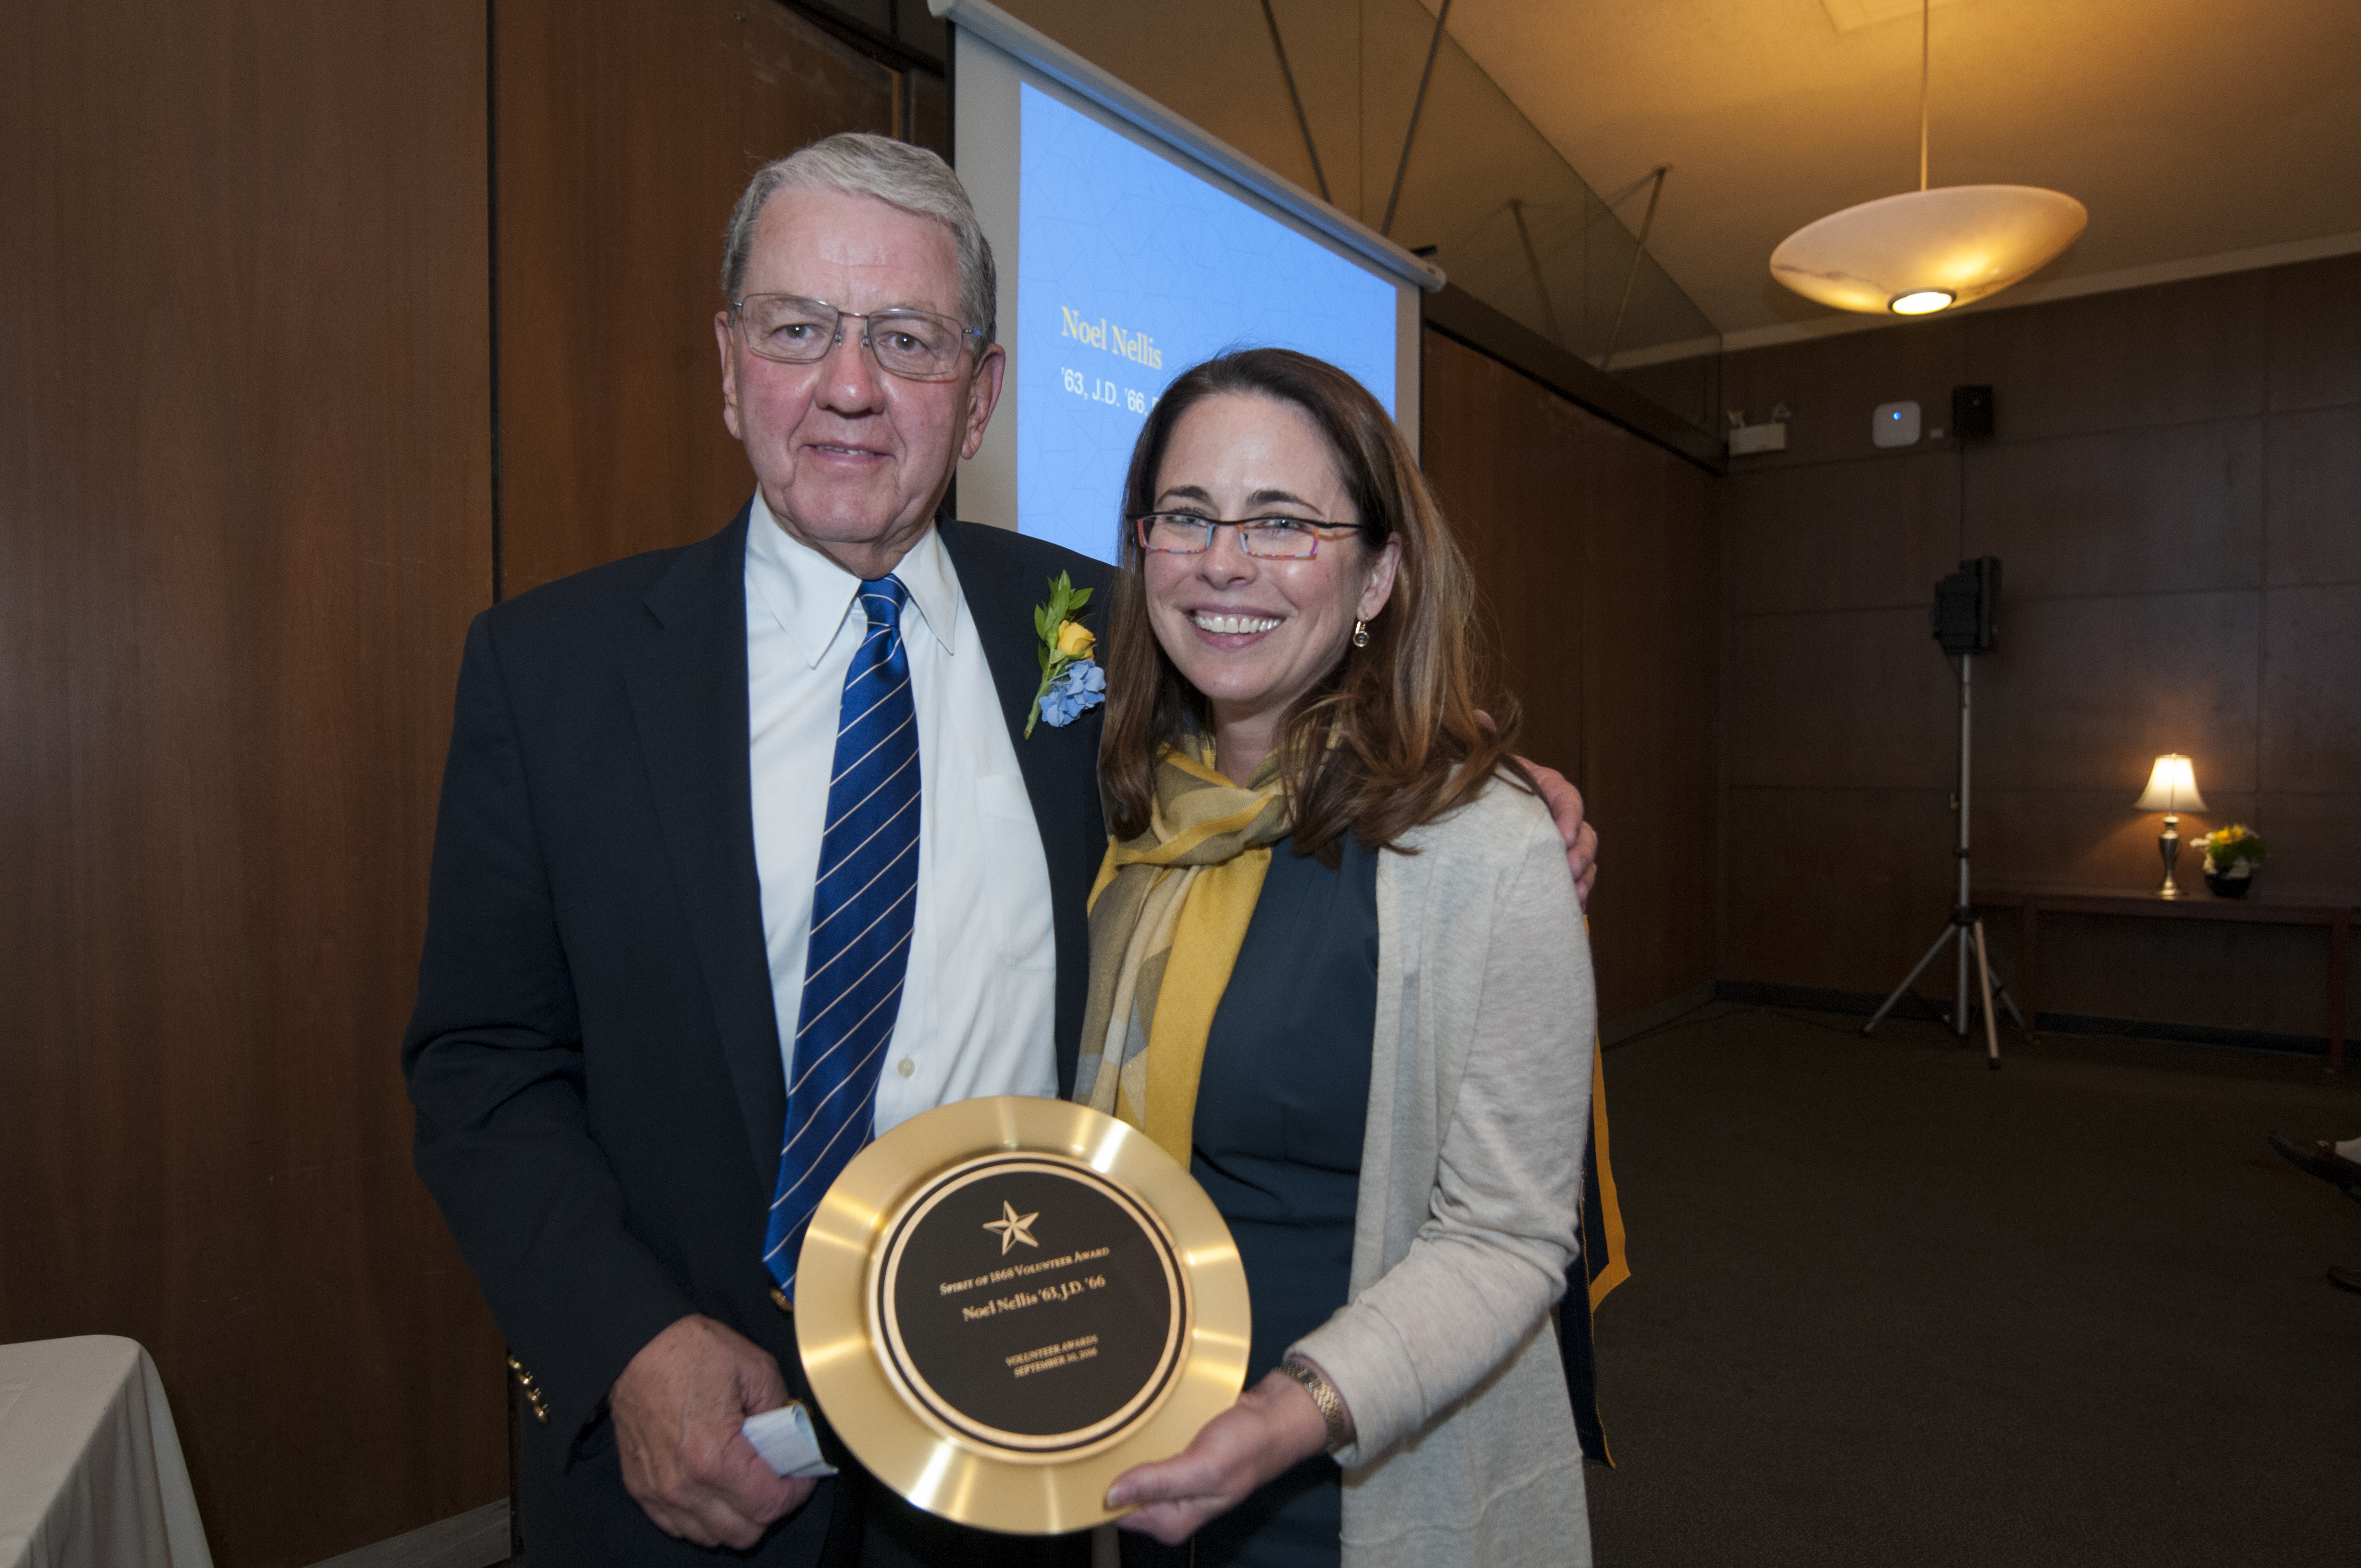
[1099,348,1525,863]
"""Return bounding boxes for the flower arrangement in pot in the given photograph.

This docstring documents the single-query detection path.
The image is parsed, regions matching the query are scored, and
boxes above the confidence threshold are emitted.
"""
[2193,824,2266,897]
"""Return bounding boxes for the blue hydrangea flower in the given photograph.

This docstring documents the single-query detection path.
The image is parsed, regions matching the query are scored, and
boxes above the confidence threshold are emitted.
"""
[1037,658,1106,727]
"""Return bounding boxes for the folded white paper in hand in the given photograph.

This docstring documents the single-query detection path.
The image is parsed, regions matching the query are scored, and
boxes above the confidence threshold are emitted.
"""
[742,1402,837,1480]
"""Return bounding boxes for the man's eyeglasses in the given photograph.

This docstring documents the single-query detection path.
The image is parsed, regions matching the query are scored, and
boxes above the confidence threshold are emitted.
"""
[731,293,985,382]
[1131,513,1371,560]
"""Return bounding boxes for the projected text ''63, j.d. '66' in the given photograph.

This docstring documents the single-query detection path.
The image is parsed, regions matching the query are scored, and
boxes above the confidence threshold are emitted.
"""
[1060,366,1151,414]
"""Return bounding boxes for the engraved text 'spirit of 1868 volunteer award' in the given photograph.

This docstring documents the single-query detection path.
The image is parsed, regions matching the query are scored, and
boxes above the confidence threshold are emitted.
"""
[795,1097,1249,1534]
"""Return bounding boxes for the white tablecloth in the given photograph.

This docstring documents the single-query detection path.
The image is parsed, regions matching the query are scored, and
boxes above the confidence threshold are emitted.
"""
[0,1336,213,1568]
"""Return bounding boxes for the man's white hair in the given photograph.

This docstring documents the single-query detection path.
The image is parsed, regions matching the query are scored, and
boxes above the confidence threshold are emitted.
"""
[721,133,997,344]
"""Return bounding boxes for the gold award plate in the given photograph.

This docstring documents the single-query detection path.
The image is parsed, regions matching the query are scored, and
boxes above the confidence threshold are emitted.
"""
[796,1096,1249,1534]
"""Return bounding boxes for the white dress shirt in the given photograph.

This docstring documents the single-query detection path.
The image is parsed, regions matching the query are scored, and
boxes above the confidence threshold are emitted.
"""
[744,493,1060,1134]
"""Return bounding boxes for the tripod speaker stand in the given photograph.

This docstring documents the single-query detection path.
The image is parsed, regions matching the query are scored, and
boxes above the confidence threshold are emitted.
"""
[1864,559,2027,1066]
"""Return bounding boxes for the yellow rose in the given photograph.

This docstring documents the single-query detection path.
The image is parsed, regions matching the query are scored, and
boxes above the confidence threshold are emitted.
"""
[1054,620,1096,659]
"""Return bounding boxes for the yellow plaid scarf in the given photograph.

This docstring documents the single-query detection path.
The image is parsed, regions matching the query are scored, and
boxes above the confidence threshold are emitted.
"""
[1074,735,1292,1166]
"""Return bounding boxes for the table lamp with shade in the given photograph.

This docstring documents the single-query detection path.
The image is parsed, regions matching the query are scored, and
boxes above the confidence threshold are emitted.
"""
[2134,754,2206,897]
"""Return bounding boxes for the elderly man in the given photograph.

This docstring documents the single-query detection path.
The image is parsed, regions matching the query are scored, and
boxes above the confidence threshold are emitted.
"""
[403,134,1595,1566]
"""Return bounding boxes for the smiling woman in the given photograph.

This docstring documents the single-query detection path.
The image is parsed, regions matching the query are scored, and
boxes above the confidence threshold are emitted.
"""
[1133,391,1399,786]
[1078,349,1598,1568]
[1098,350,1517,858]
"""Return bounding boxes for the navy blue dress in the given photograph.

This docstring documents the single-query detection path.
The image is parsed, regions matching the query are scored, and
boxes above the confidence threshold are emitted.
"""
[1122,834,1378,1568]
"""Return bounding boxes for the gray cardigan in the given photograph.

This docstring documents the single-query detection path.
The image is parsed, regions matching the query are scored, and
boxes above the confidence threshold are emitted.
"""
[1290,777,1597,1568]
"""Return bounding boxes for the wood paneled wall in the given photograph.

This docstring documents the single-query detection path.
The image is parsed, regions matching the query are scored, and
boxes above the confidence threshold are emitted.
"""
[1720,253,2361,1041]
[1422,330,1722,1026]
[2,4,939,1565]
[495,0,941,592]
[0,3,503,1565]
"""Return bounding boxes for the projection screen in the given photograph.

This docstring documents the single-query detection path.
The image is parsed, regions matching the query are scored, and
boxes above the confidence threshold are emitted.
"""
[933,0,1445,564]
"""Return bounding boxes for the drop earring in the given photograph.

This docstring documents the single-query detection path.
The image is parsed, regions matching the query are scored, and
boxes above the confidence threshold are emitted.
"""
[1351,619,1370,649]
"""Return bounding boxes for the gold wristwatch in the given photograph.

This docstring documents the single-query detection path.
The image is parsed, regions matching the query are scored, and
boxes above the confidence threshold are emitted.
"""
[1278,1355,1351,1455]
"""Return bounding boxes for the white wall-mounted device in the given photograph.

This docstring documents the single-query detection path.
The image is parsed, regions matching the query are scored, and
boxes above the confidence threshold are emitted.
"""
[1727,401,1792,456]
[1873,400,1922,448]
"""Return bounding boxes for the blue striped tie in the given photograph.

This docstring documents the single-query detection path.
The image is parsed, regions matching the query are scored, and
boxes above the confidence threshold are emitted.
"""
[764,575,921,1299]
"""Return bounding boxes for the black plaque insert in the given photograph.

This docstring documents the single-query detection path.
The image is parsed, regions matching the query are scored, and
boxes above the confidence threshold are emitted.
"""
[877,1155,1188,1455]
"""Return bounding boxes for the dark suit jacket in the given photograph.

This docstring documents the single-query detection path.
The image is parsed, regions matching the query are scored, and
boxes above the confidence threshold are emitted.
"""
[402,506,1112,1566]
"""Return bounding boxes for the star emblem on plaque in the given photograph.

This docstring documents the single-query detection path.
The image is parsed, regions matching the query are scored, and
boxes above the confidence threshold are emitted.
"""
[983,1200,1041,1253]
[794,1097,1248,1534]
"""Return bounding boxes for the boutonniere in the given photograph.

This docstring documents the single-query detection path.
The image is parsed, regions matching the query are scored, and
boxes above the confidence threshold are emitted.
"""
[1025,572,1106,737]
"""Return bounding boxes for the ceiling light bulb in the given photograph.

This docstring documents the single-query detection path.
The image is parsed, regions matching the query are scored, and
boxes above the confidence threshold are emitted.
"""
[1891,289,1955,315]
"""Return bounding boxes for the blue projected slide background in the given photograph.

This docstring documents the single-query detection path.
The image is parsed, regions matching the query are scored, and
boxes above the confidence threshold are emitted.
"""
[1016,84,1397,563]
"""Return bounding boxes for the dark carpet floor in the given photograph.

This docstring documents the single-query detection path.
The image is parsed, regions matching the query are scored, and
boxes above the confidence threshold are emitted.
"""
[1582,1003,2361,1567]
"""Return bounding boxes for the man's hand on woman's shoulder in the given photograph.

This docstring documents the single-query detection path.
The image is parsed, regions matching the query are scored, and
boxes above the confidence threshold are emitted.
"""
[1520,761,1597,906]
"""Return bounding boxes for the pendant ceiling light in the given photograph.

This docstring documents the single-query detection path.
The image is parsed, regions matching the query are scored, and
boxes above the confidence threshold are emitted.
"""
[1771,0,2086,317]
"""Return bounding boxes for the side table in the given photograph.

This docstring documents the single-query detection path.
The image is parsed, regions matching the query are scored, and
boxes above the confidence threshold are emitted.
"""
[1973,887,2352,1070]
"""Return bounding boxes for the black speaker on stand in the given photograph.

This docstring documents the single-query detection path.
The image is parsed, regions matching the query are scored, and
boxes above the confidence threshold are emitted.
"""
[1864,556,2027,1066]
